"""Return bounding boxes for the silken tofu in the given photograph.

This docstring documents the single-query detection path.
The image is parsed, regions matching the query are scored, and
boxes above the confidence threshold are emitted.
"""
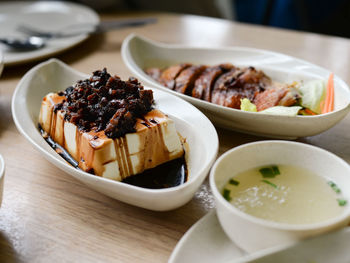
[39,92,184,181]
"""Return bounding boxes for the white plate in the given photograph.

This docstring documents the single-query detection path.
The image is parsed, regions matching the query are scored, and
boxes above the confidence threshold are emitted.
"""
[0,1,99,66]
[122,34,350,139]
[169,211,350,263]
[11,58,219,211]
[169,211,245,263]
[0,49,3,77]
[0,154,5,208]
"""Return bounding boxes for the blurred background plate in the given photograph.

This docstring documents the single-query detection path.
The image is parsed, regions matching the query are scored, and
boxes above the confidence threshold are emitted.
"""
[0,1,99,66]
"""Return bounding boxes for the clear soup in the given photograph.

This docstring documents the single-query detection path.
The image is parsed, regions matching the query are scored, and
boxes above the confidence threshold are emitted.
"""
[222,165,346,224]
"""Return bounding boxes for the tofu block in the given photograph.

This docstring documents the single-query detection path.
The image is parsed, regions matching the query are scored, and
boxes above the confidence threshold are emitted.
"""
[39,93,184,180]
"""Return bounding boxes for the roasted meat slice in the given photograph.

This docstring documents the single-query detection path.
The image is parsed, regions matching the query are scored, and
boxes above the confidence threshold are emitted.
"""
[254,88,288,111]
[146,63,301,112]
[174,65,207,95]
[159,63,192,89]
[277,86,301,107]
[145,68,162,82]
[211,67,267,109]
[192,64,234,101]
[254,83,301,111]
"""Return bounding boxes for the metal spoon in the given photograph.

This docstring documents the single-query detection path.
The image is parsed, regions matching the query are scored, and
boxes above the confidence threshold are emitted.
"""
[0,36,45,50]
[17,18,157,39]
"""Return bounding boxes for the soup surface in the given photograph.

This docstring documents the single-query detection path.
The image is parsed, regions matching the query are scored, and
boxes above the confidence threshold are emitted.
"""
[222,165,346,224]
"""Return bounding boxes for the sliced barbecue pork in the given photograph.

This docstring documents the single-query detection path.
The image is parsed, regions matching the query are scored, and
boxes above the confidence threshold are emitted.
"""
[145,63,301,111]
[192,64,234,101]
[159,63,192,89]
[145,68,162,82]
[174,65,207,95]
[211,67,266,109]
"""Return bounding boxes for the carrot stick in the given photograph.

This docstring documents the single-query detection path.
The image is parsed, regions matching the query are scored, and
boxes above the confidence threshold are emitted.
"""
[304,108,317,115]
[327,73,334,112]
[322,73,334,114]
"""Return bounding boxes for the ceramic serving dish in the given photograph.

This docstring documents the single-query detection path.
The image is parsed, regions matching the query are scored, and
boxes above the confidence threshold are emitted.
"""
[0,49,4,77]
[0,154,5,207]
[121,34,350,139]
[210,141,350,253]
[11,58,219,211]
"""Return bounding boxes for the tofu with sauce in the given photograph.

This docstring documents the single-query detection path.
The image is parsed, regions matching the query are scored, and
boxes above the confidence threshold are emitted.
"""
[39,92,184,181]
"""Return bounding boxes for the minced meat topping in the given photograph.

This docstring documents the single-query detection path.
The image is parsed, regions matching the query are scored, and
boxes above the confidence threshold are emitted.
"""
[54,68,154,139]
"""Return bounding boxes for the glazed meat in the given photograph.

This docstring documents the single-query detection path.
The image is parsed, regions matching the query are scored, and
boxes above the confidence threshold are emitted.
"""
[192,64,233,101]
[211,67,267,109]
[174,65,206,95]
[145,63,301,111]
[254,82,300,111]
[254,88,289,111]
[277,87,301,107]
[145,68,162,82]
[159,63,192,89]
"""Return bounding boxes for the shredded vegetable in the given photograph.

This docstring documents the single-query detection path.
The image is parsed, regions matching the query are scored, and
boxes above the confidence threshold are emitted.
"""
[322,73,334,114]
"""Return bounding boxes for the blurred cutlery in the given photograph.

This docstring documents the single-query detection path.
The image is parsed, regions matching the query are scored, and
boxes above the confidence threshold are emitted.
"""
[17,17,157,39]
[0,36,45,50]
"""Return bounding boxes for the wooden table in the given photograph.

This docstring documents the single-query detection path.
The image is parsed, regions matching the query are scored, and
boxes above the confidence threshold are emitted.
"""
[1,12,350,262]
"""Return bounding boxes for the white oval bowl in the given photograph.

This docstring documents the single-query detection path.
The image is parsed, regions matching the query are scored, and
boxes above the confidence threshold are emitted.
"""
[0,154,4,207]
[11,58,219,211]
[209,141,350,252]
[122,34,350,139]
[0,49,4,77]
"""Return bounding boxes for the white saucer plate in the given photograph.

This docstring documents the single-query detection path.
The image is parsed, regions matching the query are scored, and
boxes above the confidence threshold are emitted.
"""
[169,211,350,263]
[0,1,99,66]
[169,211,245,263]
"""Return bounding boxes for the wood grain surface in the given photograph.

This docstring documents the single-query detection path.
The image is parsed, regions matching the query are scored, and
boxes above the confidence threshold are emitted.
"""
[1,12,350,262]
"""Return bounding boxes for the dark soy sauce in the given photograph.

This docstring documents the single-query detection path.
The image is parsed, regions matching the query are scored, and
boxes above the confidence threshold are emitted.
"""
[40,126,188,189]
[123,157,187,189]
[40,127,80,169]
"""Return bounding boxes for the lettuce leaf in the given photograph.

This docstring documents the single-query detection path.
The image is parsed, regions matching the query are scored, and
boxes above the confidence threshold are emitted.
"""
[240,98,257,112]
[260,106,302,116]
[299,80,326,114]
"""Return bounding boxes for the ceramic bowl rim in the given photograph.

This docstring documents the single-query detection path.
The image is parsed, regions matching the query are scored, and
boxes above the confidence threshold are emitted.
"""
[0,154,4,180]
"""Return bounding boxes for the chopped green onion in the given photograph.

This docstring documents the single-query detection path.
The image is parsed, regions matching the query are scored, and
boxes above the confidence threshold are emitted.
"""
[223,189,231,201]
[328,181,341,194]
[259,168,275,178]
[337,199,347,206]
[259,165,280,178]
[261,180,278,189]
[272,165,280,175]
[229,178,240,186]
